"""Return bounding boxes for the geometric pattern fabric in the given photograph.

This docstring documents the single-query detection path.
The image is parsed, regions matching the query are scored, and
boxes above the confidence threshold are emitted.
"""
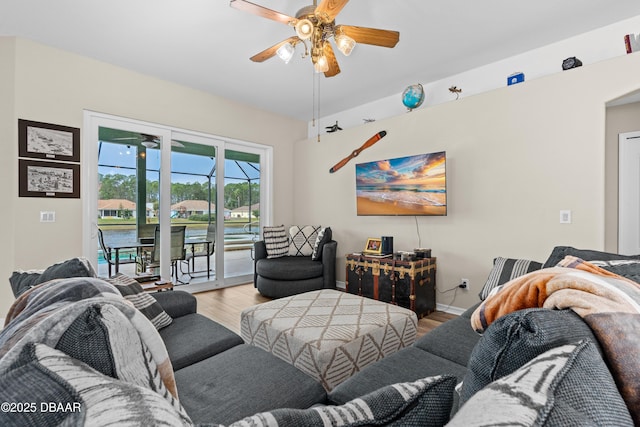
[241,290,418,391]
[288,225,321,256]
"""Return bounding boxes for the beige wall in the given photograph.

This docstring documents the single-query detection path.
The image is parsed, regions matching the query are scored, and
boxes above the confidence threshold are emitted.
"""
[293,52,640,311]
[0,39,17,318]
[1,37,306,317]
[4,36,640,316]
[605,101,640,252]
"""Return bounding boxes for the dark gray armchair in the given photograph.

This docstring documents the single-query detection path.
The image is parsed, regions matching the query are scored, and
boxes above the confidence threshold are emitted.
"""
[253,239,337,298]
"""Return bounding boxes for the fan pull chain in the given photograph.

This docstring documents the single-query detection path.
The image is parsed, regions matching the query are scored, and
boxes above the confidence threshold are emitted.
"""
[311,69,321,142]
[317,75,321,142]
[312,67,316,128]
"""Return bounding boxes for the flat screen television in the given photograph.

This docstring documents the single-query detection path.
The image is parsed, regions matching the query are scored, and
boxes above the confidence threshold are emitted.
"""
[355,151,447,216]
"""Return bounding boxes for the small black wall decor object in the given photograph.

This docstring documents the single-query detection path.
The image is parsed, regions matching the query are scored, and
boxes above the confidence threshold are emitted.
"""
[561,56,583,70]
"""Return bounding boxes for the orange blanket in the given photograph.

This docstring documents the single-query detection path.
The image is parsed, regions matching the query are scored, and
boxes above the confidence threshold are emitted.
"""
[471,256,640,424]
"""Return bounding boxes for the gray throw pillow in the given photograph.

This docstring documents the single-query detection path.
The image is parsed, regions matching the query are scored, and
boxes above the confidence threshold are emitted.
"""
[459,308,600,403]
[311,227,332,261]
[231,375,456,427]
[9,257,97,298]
[0,343,192,427]
[479,257,542,300]
[542,246,640,268]
[106,273,172,330]
[587,259,640,283]
[450,341,633,426]
[0,344,84,426]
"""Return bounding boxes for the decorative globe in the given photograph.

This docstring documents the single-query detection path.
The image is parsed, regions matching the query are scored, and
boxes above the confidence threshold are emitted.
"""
[402,83,425,111]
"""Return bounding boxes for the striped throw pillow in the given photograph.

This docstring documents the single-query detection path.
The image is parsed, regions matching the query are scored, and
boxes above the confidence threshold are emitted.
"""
[107,273,173,330]
[479,257,542,300]
[263,225,289,259]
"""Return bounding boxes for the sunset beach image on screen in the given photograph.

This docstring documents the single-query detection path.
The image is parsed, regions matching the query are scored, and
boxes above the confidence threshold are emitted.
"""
[355,151,447,216]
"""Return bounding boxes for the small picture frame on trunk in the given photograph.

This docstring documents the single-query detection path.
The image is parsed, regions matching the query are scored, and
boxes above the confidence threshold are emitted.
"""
[363,237,382,255]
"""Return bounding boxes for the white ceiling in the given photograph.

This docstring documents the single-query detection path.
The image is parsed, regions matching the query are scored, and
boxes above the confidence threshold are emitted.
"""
[2,0,640,122]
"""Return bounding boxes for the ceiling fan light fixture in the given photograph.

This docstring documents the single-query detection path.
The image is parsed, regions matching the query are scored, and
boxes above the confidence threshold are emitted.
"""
[335,33,356,56]
[141,141,158,149]
[276,42,295,63]
[295,18,314,40]
[314,55,329,73]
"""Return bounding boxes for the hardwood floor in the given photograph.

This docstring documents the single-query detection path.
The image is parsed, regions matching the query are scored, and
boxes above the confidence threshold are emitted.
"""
[194,283,270,334]
[194,283,456,337]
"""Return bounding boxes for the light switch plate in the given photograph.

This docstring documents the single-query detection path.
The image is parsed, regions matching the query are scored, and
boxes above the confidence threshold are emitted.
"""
[40,211,55,222]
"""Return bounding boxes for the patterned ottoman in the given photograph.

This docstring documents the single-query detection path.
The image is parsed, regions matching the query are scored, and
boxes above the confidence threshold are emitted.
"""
[240,289,418,391]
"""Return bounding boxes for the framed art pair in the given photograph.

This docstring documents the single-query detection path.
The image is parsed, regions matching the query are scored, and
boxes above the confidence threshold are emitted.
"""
[18,119,80,198]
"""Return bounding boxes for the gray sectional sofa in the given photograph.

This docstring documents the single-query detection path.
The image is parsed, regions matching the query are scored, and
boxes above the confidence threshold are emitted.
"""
[328,245,640,425]
[1,272,329,426]
[1,245,638,425]
[139,290,480,423]
[155,290,327,424]
[329,303,480,410]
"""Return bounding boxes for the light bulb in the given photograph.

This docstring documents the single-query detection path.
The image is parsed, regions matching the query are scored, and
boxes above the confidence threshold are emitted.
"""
[295,19,313,40]
[314,55,329,73]
[276,43,295,64]
[335,33,356,56]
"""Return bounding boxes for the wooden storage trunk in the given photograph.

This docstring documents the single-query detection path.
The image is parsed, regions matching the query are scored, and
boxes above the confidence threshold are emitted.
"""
[345,254,436,317]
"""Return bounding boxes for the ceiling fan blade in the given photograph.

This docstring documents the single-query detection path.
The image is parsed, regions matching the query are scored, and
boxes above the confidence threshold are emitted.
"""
[230,0,297,25]
[336,25,399,48]
[323,43,340,77]
[250,36,300,62]
[315,0,349,23]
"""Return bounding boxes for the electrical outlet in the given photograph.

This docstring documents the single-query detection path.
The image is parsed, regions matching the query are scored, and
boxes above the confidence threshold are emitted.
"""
[459,278,469,290]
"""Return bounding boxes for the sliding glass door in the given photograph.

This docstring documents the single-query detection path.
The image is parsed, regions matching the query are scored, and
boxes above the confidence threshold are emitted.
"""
[222,144,262,285]
[84,112,270,290]
[170,132,220,284]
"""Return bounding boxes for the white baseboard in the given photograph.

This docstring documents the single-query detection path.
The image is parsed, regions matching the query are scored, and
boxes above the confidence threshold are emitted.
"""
[436,304,467,316]
[336,280,346,290]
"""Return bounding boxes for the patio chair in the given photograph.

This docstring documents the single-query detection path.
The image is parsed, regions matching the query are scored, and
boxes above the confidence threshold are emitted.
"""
[183,222,215,278]
[146,225,187,283]
[98,228,135,277]
[137,223,157,244]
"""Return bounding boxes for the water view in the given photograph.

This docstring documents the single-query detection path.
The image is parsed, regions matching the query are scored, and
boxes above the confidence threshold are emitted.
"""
[99,224,258,263]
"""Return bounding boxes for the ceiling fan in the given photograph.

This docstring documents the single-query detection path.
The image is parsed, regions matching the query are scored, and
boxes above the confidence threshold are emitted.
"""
[112,133,185,148]
[229,0,400,77]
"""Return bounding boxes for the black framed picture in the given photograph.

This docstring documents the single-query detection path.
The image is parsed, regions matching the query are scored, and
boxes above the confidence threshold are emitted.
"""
[18,119,80,163]
[19,159,80,198]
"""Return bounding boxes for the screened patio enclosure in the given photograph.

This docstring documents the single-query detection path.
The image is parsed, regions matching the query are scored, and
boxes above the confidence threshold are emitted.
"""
[96,127,261,284]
